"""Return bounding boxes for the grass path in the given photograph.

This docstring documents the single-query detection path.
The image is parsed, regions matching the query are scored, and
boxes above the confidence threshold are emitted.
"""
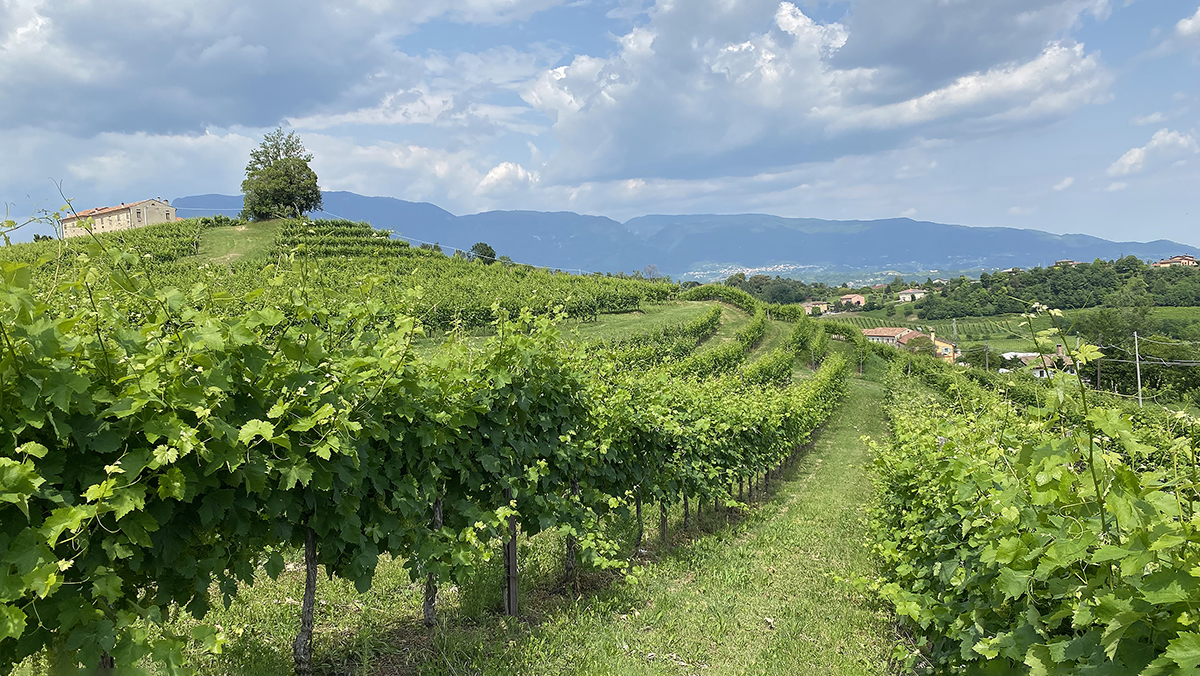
[423,373,896,675]
[194,220,280,264]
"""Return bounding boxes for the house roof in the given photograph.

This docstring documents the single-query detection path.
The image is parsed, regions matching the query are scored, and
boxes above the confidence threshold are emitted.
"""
[63,199,161,222]
[801,300,828,307]
[840,293,864,299]
[862,327,913,338]
[899,288,924,294]
[897,331,929,346]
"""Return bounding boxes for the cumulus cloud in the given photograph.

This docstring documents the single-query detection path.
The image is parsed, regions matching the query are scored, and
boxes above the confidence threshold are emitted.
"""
[819,42,1110,132]
[1008,205,1036,216]
[0,0,567,135]
[477,162,540,194]
[1106,181,1127,191]
[1178,6,1200,37]
[1107,129,1199,176]
[1052,176,1075,191]
[524,1,1112,182]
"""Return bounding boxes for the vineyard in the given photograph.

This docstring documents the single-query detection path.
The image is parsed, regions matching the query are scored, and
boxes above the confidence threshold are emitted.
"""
[7,216,1200,675]
[819,313,1030,342]
[868,325,1200,674]
[0,220,854,674]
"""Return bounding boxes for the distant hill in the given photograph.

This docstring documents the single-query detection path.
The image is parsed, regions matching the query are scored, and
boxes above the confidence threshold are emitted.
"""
[172,192,1200,281]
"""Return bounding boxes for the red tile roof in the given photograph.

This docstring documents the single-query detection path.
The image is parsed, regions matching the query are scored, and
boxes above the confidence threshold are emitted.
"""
[862,327,913,338]
[897,331,929,346]
[63,199,157,222]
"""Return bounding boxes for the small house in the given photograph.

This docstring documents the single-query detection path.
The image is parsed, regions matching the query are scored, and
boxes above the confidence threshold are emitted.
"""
[1152,254,1198,268]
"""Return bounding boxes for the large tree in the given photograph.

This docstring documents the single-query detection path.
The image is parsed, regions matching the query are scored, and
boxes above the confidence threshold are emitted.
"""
[241,128,323,221]
[469,242,497,264]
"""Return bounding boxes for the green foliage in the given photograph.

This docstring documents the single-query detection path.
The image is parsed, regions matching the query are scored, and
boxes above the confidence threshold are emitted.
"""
[241,129,322,220]
[470,242,497,264]
[869,331,1200,673]
[0,235,850,672]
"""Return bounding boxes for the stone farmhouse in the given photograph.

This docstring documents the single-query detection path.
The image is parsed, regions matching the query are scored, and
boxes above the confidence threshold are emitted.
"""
[62,199,176,239]
[897,288,926,302]
[839,293,865,307]
[801,301,829,315]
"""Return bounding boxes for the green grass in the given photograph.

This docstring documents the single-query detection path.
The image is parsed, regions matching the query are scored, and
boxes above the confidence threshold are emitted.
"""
[194,220,282,264]
[565,301,719,343]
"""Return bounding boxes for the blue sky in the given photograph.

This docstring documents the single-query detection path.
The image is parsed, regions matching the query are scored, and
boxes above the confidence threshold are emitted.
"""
[2,0,1198,244]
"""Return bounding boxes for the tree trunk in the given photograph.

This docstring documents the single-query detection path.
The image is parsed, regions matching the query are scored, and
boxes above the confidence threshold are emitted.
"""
[504,488,519,616]
[660,500,668,545]
[739,476,744,502]
[97,652,115,674]
[565,476,580,589]
[683,494,690,530]
[423,497,443,628]
[634,490,644,552]
[293,526,318,676]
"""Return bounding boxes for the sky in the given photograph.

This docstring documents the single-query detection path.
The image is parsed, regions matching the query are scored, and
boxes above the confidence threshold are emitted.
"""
[2,0,1199,244]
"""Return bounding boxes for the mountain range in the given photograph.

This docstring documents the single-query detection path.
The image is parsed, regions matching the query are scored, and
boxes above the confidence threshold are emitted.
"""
[172,192,1200,283]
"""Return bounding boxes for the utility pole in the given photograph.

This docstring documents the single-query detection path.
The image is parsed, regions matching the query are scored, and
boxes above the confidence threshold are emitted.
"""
[1134,331,1143,408]
[1096,332,1102,390]
[985,341,989,370]
[953,318,958,343]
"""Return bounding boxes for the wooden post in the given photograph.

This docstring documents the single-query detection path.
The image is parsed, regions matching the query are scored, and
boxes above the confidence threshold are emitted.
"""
[504,488,519,616]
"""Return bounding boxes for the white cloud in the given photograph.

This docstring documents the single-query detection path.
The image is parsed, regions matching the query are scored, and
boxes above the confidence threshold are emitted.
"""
[1106,181,1127,191]
[1131,112,1165,125]
[1107,128,1199,176]
[900,207,917,217]
[1008,206,1036,215]
[524,1,1113,182]
[1177,6,1200,37]
[0,0,568,135]
[1052,176,1075,191]
[477,162,540,194]
[820,43,1110,132]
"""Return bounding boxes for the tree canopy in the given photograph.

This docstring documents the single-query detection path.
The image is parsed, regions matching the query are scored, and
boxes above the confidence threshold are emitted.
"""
[241,129,323,221]
[470,242,497,264]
